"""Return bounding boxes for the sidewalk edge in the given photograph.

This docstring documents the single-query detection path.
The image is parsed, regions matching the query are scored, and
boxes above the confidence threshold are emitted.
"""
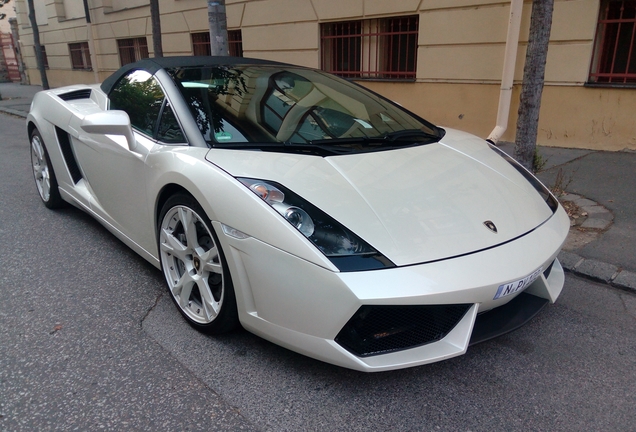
[0,107,28,118]
[558,250,636,293]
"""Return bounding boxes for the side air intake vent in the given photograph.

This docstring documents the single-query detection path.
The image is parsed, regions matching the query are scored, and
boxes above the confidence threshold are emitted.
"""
[55,127,83,184]
[58,89,92,101]
[335,303,471,357]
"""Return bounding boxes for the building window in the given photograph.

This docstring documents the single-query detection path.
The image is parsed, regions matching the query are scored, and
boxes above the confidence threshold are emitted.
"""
[589,0,636,84]
[117,37,149,66]
[321,16,419,80]
[191,30,243,57]
[192,32,210,56]
[69,42,91,70]
[228,30,243,57]
[34,45,49,69]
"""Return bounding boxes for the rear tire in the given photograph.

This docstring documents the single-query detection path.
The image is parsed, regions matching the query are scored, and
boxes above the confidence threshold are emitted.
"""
[30,129,65,209]
[158,193,239,334]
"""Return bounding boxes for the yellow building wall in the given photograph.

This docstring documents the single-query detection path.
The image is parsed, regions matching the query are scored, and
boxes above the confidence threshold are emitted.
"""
[361,81,636,151]
[12,0,636,151]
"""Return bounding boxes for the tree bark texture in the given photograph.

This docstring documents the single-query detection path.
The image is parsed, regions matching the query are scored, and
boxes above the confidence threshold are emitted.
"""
[514,0,554,171]
[150,0,163,57]
[208,0,229,56]
[27,0,48,89]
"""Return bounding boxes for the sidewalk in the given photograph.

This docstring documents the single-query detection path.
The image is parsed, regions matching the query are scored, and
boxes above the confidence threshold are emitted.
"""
[499,143,636,292]
[0,82,42,116]
[1,81,634,292]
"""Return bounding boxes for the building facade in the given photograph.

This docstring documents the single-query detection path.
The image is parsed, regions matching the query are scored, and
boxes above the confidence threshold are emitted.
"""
[12,0,636,151]
[0,0,18,82]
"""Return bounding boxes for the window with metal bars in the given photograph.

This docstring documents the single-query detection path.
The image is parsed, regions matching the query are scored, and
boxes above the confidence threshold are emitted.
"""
[321,16,418,80]
[69,42,91,70]
[191,30,244,57]
[117,37,149,66]
[228,30,244,57]
[589,0,636,85]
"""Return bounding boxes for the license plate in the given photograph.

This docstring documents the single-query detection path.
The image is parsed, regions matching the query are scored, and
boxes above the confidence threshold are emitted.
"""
[493,267,543,300]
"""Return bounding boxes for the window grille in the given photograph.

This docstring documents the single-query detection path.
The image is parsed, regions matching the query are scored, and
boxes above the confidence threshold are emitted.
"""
[590,0,636,84]
[321,16,419,80]
[192,32,210,56]
[191,31,243,57]
[228,30,244,57]
[69,42,91,70]
[117,37,149,66]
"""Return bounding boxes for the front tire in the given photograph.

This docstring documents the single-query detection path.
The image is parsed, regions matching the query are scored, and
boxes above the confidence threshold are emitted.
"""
[30,129,64,209]
[158,194,238,334]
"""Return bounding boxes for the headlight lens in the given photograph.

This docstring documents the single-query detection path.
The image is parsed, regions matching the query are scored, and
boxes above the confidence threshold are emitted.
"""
[488,144,559,213]
[237,178,394,271]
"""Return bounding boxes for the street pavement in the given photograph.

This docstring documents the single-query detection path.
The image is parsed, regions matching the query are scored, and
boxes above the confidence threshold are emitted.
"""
[0,111,256,430]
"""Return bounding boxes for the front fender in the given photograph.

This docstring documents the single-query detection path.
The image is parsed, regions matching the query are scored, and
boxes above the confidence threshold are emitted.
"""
[145,146,336,271]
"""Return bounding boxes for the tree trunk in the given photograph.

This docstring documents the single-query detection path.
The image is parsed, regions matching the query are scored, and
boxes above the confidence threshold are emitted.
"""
[514,0,554,171]
[27,0,48,89]
[150,0,163,57]
[208,0,229,56]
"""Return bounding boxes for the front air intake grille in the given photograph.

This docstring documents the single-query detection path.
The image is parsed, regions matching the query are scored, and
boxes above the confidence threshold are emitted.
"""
[335,304,472,357]
[58,89,92,101]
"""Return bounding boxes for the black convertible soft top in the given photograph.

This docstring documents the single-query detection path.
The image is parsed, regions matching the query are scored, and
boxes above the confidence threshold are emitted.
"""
[100,56,289,95]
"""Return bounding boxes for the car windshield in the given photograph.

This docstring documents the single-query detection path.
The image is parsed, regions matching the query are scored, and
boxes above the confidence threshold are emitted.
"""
[167,65,442,154]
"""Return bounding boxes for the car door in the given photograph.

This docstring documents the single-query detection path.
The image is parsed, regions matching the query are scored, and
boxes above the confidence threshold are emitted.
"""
[72,70,187,254]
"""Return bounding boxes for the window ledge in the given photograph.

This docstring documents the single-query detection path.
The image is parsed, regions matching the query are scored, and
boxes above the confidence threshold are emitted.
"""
[347,78,417,83]
[584,81,636,90]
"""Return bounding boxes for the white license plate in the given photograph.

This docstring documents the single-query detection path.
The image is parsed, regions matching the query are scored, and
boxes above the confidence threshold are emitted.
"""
[493,267,543,300]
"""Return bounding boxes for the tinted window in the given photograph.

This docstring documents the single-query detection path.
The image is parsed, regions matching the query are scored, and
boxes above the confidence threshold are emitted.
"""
[157,102,186,143]
[109,70,165,137]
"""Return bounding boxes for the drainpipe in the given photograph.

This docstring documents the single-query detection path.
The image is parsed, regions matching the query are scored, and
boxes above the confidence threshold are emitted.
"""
[83,0,100,84]
[486,0,524,144]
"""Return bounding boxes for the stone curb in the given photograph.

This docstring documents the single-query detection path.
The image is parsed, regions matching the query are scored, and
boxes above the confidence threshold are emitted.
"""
[558,250,636,294]
[559,193,614,230]
[0,106,27,118]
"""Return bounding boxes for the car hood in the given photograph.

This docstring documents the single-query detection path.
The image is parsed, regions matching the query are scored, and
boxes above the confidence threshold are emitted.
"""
[205,128,554,266]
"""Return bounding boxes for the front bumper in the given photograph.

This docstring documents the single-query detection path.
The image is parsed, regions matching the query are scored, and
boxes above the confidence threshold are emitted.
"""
[215,207,568,372]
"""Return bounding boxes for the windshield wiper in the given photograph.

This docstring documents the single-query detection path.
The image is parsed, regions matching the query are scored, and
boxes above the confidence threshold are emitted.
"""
[308,129,441,146]
[381,129,441,142]
[308,136,389,146]
[211,141,353,156]
[210,128,443,156]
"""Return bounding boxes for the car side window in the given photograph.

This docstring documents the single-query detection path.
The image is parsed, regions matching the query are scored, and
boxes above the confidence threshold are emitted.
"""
[109,70,165,138]
[157,101,186,144]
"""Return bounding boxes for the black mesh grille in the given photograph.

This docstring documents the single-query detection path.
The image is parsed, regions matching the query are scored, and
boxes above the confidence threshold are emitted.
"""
[335,304,472,357]
[58,89,92,101]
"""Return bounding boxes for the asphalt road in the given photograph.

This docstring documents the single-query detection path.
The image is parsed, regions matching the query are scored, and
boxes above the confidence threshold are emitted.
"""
[2,113,635,431]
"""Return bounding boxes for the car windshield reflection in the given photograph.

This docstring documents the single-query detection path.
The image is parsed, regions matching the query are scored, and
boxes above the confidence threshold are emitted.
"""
[167,65,441,153]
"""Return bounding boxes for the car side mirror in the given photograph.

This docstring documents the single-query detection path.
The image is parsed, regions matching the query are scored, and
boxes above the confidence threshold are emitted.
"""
[81,111,136,150]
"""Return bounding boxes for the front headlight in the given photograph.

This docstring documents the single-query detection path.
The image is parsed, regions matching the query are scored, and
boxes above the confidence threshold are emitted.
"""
[238,178,394,271]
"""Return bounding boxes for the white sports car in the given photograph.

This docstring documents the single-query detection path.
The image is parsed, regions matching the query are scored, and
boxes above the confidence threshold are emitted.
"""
[28,57,569,372]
